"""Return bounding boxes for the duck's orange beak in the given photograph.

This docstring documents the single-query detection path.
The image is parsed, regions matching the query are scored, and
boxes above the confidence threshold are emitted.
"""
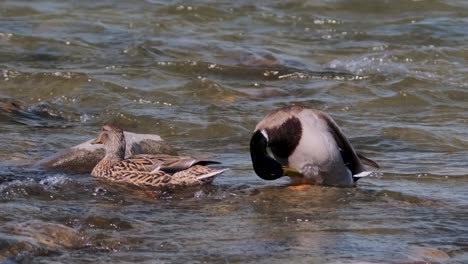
[91,133,103,145]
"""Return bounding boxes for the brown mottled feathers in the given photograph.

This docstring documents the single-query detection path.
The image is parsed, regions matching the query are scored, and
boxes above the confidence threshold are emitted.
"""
[91,125,225,187]
[93,154,225,187]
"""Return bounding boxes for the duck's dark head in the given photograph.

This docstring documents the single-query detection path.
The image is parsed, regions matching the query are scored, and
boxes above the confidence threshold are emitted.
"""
[92,124,126,159]
[249,129,284,180]
[250,116,304,181]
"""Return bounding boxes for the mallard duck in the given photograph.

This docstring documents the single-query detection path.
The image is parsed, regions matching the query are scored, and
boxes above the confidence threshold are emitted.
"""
[250,105,379,187]
[90,125,226,187]
[36,130,177,174]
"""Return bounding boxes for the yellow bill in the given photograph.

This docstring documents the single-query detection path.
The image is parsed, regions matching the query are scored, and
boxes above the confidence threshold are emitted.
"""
[282,166,304,178]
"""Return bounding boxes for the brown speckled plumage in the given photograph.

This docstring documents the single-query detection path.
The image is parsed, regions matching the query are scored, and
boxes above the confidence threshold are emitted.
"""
[91,125,226,187]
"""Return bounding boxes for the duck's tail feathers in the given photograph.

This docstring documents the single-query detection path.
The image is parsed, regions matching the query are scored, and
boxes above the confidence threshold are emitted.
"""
[196,168,228,182]
[356,152,380,168]
[196,160,221,166]
[352,171,373,182]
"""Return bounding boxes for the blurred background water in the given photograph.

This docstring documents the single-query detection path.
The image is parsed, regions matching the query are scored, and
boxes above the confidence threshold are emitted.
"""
[0,0,467,263]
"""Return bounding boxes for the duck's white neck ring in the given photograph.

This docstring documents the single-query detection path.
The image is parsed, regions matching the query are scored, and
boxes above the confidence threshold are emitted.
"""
[260,129,269,142]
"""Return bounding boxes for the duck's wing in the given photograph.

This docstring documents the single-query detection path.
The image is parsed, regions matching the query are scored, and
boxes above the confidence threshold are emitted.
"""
[113,155,163,172]
[317,111,379,176]
[108,164,226,187]
[109,169,173,187]
[171,165,227,185]
[129,154,220,173]
[356,152,380,168]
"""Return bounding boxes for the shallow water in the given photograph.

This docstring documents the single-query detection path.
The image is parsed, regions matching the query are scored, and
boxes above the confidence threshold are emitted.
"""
[0,0,467,263]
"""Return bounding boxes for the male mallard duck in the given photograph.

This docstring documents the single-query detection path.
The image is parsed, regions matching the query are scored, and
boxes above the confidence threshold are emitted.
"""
[91,125,226,187]
[250,105,379,187]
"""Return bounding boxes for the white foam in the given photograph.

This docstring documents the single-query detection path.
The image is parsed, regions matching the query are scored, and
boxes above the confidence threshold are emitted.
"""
[328,55,410,75]
[39,175,70,186]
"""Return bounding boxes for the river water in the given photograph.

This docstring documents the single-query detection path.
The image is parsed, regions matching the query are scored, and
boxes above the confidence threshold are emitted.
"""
[0,0,467,263]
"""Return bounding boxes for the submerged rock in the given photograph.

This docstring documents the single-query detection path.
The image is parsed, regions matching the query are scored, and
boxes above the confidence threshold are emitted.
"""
[7,221,84,249]
[406,245,450,262]
[0,221,84,261]
[0,99,27,113]
[35,131,178,173]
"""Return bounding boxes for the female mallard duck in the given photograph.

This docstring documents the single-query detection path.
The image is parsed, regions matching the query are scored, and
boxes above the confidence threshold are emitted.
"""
[250,105,379,187]
[91,125,226,187]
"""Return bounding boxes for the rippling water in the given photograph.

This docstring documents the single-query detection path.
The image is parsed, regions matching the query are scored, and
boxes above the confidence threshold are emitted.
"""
[1,0,467,263]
